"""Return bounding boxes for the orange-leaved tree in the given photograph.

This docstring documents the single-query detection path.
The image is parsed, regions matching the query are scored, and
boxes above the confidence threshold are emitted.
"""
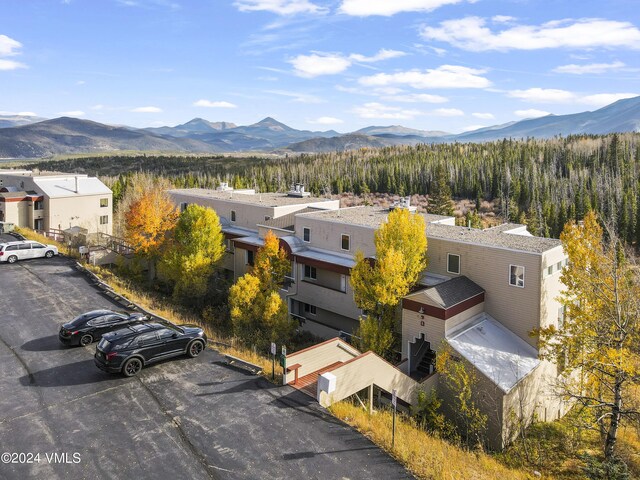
[124,188,178,280]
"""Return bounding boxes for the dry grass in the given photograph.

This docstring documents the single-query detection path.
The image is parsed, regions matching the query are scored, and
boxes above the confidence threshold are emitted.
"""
[79,264,283,383]
[330,401,541,480]
[14,227,80,258]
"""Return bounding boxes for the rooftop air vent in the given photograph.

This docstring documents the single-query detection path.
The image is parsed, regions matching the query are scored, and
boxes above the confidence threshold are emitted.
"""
[287,183,311,198]
[389,196,417,212]
[216,182,233,192]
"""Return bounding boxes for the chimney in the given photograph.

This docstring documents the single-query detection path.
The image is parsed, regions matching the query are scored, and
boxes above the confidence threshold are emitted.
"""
[74,176,79,193]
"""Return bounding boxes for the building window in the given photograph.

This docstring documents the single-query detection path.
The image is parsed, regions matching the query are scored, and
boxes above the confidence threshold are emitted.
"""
[100,198,109,208]
[304,265,317,280]
[558,306,566,330]
[556,261,562,271]
[99,215,109,225]
[447,253,460,274]
[225,238,235,253]
[34,200,44,210]
[304,303,317,316]
[547,265,553,276]
[246,250,254,266]
[341,234,350,251]
[231,210,236,222]
[303,227,310,243]
[509,265,525,288]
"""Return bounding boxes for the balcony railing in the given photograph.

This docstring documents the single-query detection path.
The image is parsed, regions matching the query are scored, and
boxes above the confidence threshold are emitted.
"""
[301,279,346,294]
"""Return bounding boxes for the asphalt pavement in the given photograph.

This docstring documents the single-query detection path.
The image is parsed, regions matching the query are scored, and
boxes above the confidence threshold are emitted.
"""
[0,256,413,480]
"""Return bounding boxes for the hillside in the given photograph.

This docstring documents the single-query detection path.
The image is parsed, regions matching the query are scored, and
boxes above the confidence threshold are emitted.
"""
[456,96,640,142]
[0,114,48,129]
[0,117,218,157]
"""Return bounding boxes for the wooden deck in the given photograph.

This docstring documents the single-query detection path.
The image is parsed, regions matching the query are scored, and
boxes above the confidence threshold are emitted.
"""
[290,361,344,398]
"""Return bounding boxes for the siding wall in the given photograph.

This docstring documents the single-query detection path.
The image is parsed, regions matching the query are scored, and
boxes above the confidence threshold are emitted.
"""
[427,237,542,348]
[294,215,377,258]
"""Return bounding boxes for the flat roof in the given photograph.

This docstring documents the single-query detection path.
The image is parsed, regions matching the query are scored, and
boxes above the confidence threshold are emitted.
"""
[168,188,337,208]
[426,222,561,254]
[296,206,453,229]
[33,176,112,198]
[446,313,540,393]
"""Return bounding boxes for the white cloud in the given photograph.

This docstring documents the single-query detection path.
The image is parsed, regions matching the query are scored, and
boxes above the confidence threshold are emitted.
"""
[359,65,491,89]
[58,110,85,116]
[514,109,551,118]
[383,93,449,103]
[507,88,576,103]
[131,106,163,113]
[234,0,325,15]
[0,110,38,116]
[492,15,515,23]
[0,59,26,70]
[350,49,407,63]
[339,0,468,17]
[290,53,352,77]
[421,17,640,51]
[472,112,495,119]
[553,61,626,74]
[290,49,404,77]
[507,89,637,108]
[579,93,638,107]
[460,124,486,132]
[91,104,105,110]
[193,99,238,108]
[0,35,26,71]
[0,34,22,57]
[352,102,423,120]
[308,116,344,125]
[265,90,324,103]
[76,80,86,85]
[433,107,464,116]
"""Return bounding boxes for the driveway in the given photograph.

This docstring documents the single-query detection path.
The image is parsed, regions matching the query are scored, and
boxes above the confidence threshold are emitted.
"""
[0,257,412,480]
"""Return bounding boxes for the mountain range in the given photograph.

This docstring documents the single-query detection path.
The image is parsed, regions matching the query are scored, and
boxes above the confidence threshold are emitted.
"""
[0,96,638,158]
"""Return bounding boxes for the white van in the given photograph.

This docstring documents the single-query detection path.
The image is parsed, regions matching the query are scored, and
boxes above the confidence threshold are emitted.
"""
[0,241,59,264]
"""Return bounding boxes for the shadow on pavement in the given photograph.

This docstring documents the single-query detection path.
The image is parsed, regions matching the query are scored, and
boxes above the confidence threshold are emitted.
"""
[21,335,69,352]
[18,359,124,387]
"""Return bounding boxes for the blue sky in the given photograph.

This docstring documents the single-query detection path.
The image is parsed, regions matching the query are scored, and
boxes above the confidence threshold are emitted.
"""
[1,0,639,133]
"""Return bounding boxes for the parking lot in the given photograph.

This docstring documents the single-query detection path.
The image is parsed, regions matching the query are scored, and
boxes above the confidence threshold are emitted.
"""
[0,250,412,479]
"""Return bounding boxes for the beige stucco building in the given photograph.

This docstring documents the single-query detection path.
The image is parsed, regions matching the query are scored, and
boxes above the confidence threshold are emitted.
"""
[169,187,568,448]
[0,170,113,235]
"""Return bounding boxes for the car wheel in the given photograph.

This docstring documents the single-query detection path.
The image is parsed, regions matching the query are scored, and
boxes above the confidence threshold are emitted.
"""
[187,340,205,358]
[122,357,143,377]
[7,255,18,264]
[45,250,54,258]
[79,334,93,347]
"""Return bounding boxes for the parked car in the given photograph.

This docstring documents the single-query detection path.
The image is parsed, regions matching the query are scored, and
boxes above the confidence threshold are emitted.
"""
[94,322,207,377]
[0,240,58,264]
[59,310,148,346]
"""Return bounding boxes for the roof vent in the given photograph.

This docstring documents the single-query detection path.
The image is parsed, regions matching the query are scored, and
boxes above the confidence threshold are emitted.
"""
[389,196,417,212]
[216,182,233,192]
[287,183,310,198]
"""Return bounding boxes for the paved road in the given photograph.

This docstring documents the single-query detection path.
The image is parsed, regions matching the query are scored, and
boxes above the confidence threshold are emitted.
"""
[0,256,412,480]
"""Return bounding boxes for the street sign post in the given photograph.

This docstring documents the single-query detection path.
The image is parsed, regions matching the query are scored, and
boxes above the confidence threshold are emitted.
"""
[392,389,397,448]
[280,345,287,378]
[270,342,276,380]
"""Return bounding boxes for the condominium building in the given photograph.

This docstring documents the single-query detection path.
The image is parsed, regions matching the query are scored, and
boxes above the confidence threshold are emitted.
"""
[169,187,568,448]
[0,169,113,234]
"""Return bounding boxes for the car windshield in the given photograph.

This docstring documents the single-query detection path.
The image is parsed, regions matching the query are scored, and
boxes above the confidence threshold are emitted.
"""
[155,319,185,334]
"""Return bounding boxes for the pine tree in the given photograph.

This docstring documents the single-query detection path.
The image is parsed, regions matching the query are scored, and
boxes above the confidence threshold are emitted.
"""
[428,164,454,216]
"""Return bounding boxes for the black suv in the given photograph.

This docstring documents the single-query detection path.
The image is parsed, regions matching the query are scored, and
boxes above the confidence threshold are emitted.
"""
[94,322,207,377]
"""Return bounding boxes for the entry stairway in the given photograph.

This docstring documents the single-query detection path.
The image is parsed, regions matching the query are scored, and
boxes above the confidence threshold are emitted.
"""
[284,338,436,409]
